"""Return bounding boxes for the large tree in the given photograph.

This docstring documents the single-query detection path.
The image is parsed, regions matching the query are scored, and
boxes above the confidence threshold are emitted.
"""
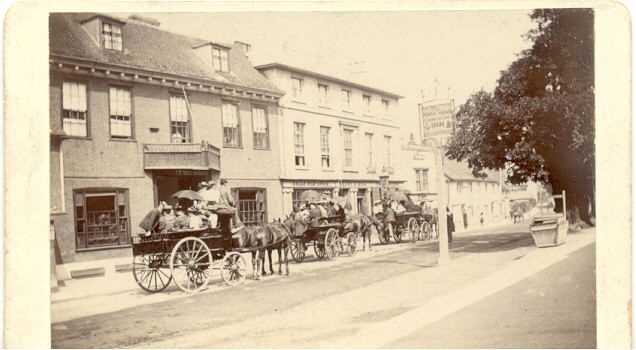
[446,9,595,225]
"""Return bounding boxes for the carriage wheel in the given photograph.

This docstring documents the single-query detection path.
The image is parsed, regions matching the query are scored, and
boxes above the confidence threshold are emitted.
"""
[133,254,172,293]
[169,237,213,293]
[221,252,247,286]
[346,232,358,256]
[407,218,419,243]
[324,229,340,260]
[314,242,326,259]
[290,239,305,263]
[421,222,432,240]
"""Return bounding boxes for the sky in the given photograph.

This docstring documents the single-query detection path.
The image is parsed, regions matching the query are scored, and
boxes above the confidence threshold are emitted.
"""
[119,10,536,143]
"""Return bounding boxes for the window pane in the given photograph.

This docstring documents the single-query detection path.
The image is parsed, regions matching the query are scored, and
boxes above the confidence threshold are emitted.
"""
[223,103,240,146]
[62,82,87,137]
[252,107,268,148]
[220,50,229,72]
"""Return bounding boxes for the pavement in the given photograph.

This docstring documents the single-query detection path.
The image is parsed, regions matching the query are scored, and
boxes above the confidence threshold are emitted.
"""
[51,221,596,348]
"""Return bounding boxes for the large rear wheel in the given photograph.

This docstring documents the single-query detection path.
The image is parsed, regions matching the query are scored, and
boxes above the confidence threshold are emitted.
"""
[169,237,212,293]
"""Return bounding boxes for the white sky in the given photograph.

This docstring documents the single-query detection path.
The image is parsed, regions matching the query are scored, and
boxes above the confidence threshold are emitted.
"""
[120,10,535,143]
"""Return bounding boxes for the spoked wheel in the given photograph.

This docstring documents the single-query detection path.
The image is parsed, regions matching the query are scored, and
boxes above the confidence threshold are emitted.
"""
[421,222,432,240]
[408,218,419,243]
[346,232,358,256]
[133,253,172,293]
[221,252,247,286]
[324,228,340,260]
[314,242,326,259]
[169,237,213,293]
[290,239,305,263]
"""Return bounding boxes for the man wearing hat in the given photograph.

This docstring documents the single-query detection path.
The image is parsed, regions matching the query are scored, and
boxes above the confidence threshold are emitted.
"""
[139,201,166,236]
[219,179,243,230]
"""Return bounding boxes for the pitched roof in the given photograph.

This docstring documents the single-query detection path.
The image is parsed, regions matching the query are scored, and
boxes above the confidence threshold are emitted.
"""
[254,62,404,99]
[443,159,500,183]
[49,13,283,95]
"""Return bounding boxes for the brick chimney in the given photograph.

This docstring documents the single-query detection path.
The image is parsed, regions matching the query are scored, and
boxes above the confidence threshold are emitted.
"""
[234,41,251,55]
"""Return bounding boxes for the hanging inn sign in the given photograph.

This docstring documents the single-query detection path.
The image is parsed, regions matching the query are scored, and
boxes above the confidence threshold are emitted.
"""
[419,99,454,138]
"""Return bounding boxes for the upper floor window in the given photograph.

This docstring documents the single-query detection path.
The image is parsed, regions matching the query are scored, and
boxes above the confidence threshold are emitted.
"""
[109,87,132,139]
[102,22,122,51]
[169,95,191,143]
[415,169,429,192]
[384,135,391,166]
[382,99,390,114]
[251,106,269,149]
[343,129,354,168]
[222,102,241,147]
[318,84,328,104]
[291,77,303,98]
[213,48,229,72]
[365,133,373,168]
[320,126,330,168]
[363,94,372,113]
[62,81,88,137]
[342,89,351,110]
[294,122,305,166]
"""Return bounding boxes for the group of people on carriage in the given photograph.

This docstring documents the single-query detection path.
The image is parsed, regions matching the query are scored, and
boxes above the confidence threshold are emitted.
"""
[138,179,244,238]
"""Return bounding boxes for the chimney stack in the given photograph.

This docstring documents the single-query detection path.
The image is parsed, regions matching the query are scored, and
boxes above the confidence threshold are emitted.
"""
[234,41,251,55]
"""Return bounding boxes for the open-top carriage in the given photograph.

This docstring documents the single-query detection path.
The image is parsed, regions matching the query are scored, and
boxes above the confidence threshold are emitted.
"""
[289,215,357,262]
[375,211,421,244]
[132,211,250,293]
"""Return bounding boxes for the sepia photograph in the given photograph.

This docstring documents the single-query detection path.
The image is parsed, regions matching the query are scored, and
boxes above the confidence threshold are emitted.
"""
[2,1,631,348]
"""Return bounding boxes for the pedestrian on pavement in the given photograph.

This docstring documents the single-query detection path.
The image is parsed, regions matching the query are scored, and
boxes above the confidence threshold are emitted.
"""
[446,207,454,243]
[480,212,484,226]
[462,206,468,230]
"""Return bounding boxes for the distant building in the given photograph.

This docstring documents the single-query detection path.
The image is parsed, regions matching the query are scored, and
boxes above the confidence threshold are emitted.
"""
[256,63,405,215]
[49,13,284,279]
[396,141,437,205]
[443,160,505,229]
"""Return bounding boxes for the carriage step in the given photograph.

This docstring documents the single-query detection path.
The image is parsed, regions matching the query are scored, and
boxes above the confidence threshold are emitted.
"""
[70,267,105,279]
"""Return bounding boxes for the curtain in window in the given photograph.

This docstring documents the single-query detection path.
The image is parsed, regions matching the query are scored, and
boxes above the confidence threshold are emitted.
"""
[223,103,240,146]
[109,87,131,138]
[62,82,87,137]
[252,107,268,148]
[170,96,190,143]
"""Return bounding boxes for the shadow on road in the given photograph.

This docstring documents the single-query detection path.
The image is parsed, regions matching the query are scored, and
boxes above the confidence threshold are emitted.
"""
[413,229,537,255]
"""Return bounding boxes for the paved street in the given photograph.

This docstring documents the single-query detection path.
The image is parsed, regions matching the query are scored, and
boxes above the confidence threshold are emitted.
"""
[387,242,596,348]
[51,223,595,348]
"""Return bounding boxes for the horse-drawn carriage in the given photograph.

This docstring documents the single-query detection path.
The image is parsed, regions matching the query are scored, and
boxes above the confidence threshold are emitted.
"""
[289,215,358,262]
[132,211,250,293]
[375,190,439,244]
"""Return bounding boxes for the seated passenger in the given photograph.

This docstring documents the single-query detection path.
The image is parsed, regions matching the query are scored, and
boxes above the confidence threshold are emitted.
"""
[174,209,190,229]
[318,203,328,217]
[139,201,166,236]
[308,203,322,226]
[396,200,406,214]
[158,205,176,232]
[188,207,204,229]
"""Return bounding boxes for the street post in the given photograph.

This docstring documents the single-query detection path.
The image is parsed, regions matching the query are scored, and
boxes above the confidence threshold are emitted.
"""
[431,137,449,264]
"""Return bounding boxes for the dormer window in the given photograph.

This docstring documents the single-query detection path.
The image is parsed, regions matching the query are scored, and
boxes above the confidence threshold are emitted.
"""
[102,22,122,51]
[213,48,229,72]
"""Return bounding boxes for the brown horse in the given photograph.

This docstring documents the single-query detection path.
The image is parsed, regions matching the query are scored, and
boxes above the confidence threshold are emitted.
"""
[343,213,379,252]
[231,225,267,279]
[260,216,293,276]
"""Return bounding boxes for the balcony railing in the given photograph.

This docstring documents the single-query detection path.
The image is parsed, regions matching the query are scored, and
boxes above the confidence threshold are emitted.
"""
[143,141,220,171]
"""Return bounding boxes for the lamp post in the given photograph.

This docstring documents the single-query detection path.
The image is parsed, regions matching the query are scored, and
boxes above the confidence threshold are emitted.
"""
[425,137,450,264]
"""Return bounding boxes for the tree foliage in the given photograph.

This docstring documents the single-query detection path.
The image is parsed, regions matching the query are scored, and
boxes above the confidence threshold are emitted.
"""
[446,9,595,223]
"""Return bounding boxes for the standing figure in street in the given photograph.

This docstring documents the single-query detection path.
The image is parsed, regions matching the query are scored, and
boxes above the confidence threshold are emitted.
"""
[480,212,484,226]
[462,206,468,230]
[219,179,244,230]
[446,207,455,243]
[384,200,396,238]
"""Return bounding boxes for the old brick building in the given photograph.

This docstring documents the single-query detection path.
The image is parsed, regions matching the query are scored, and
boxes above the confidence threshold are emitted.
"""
[49,13,284,279]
